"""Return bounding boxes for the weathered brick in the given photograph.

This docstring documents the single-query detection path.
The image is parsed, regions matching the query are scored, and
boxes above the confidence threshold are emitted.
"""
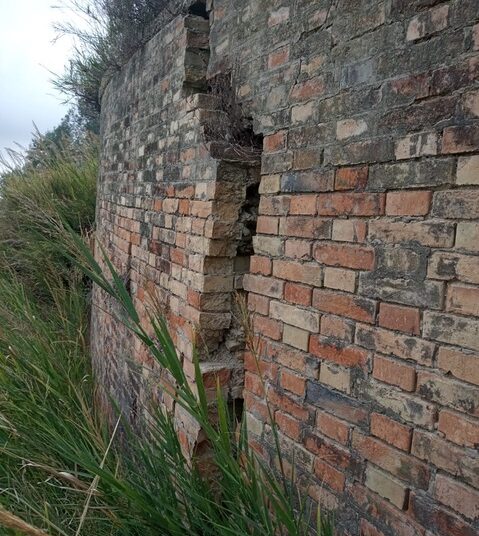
[280,370,306,397]
[456,155,479,185]
[356,325,434,365]
[336,118,368,140]
[250,255,272,276]
[319,362,352,394]
[253,235,284,256]
[284,282,312,306]
[437,409,479,448]
[369,219,455,248]
[311,336,369,368]
[243,274,284,299]
[284,239,311,259]
[270,300,320,332]
[253,315,282,341]
[264,130,287,152]
[423,311,479,351]
[316,410,350,445]
[267,48,289,70]
[432,189,479,219]
[365,464,408,509]
[442,124,479,154]
[313,289,377,324]
[365,380,436,429]
[320,314,354,342]
[428,251,479,284]
[313,242,375,270]
[409,492,477,536]
[268,6,290,26]
[289,194,317,215]
[395,132,438,160]
[257,216,279,234]
[412,430,479,488]
[378,303,420,335]
[437,346,479,386]
[283,324,309,351]
[259,174,281,194]
[373,355,417,392]
[314,458,346,492]
[446,283,479,316]
[370,413,412,452]
[350,484,421,536]
[456,222,479,252]
[292,148,322,170]
[331,219,368,243]
[434,474,479,520]
[273,259,322,286]
[306,382,369,426]
[359,519,386,536]
[279,216,331,239]
[275,411,301,440]
[406,5,449,41]
[323,267,356,293]
[352,431,430,488]
[385,190,431,216]
[335,166,368,191]
[318,192,385,216]
[281,170,334,193]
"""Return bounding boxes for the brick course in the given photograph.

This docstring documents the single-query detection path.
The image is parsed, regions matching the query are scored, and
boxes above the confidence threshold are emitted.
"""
[93,1,479,534]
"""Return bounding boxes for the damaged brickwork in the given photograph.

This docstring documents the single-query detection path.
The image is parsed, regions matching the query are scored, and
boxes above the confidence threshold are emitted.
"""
[92,1,479,534]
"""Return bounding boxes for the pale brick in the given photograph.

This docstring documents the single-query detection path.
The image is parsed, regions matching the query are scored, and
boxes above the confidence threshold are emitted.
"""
[323,267,356,293]
[283,324,310,351]
[319,363,351,394]
[336,118,368,140]
[270,301,320,332]
[365,465,408,509]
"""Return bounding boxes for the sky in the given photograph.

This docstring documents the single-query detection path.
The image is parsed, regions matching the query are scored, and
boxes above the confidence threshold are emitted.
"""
[0,0,79,160]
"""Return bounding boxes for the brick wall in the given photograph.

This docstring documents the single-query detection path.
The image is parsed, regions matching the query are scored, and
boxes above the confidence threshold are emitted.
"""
[93,1,479,534]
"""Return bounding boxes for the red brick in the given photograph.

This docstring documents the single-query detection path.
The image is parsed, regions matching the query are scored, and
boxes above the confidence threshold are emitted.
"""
[280,370,306,396]
[279,216,331,239]
[247,293,270,315]
[352,431,430,488]
[351,483,421,536]
[442,124,479,154]
[313,289,377,323]
[318,192,385,216]
[373,355,417,392]
[385,190,431,216]
[273,259,322,286]
[257,216,279,235]
[437,409,479,448]
[378,303,421,335]
[409,491,477,536]
[267,341,306,374]
[289,194,317,215]
[335,166,368,190]
[370,413,412,452]
[314,242,375,270]
[253,315,282,341]
[245,372,264,397]
[446,283,479,316]
[316,410,350,445]
[284,282,312,306]
[314,458,346,492]
[264,130,287,152]
[267,47,289,70]
[291,76,325,102]
[250,255,272,275]
[284,239,312,259]
[310,336,369,368]
[360,519,386,536]
[275,411,301,440]
[320,314,354,342]
[434,474,479,520]
[268,385,310,420]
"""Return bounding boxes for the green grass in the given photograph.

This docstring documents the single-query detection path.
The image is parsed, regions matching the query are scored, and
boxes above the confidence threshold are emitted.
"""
[0,137,335,535]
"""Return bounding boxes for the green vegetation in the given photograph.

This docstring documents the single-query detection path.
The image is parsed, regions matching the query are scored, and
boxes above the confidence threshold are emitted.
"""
[0,135,334,534]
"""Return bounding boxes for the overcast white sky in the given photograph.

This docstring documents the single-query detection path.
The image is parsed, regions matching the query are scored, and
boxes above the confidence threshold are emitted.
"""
[0,0,77,156]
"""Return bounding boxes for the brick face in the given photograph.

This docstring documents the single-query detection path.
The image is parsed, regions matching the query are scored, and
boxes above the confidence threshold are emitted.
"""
[94,2,479,535]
